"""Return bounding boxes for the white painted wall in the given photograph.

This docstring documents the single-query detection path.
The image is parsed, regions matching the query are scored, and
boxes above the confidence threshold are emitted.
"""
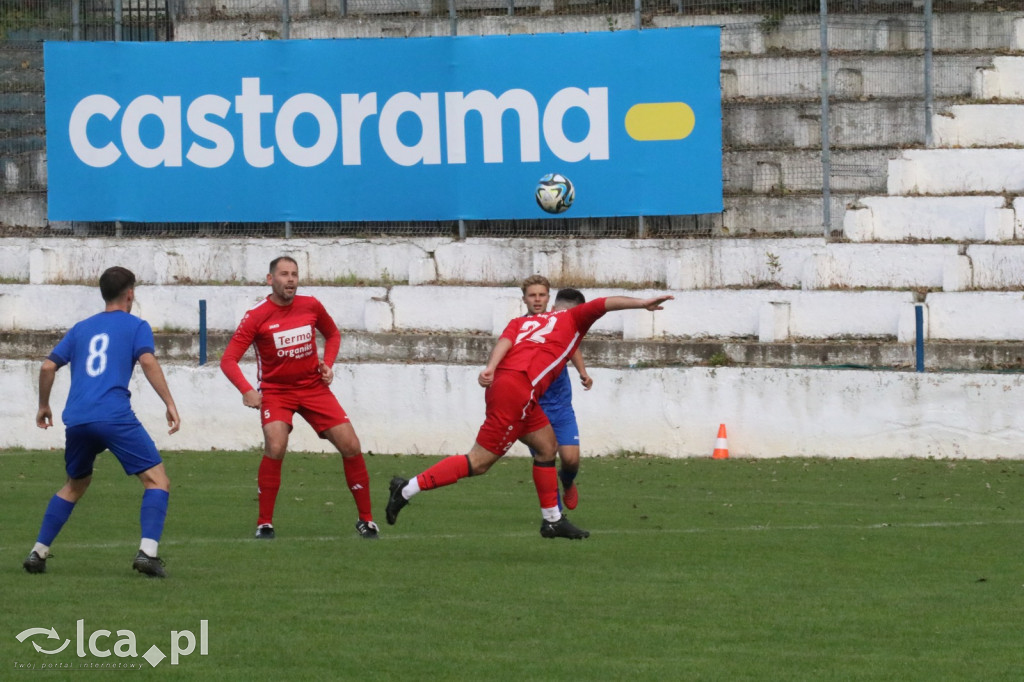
[4,360,1022,459]
[932,104,1024,147]
[887,149,1024,195]
[926,292,1024,341]
[843,196,1008,242]
[7,238,1024,292]
[0,284,922,339]
[11,284,1024,341]
[974,55,1024,99]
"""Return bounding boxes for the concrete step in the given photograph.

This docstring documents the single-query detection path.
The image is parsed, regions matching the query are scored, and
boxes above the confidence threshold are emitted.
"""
[1,150,46,192]
[722,54,991,100]
[0,235,814,288]
[0,92,44,113]
[0,282,919,341]
[933,104,1024,147]
[974,55,1024,99]
[0,112,44,136]
[3,29,70,43]
[725,149,895,194]
[19,237,1019,291]
[725,99,929,150]
[177,12,1024,54]
[0,192,851,237]
[0,52,44,92]
[963,244,1024,289]
[723,193,854,236]
[887,148,1024,194]
[0,135,44,155]
[0,44,43,72]
[8,281,1024,342]
[658,12,1024,54]
[0,191,46,229]
[928,292,1024,341]
[0,236,967,292]
[6,329,1024,372]
[844,195,1010,242]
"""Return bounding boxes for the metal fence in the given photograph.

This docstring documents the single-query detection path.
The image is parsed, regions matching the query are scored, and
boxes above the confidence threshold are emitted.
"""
[1,0,1021,239]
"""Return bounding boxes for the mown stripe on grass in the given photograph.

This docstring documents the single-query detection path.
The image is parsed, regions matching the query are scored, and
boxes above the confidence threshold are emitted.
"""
[4,517,1023,553]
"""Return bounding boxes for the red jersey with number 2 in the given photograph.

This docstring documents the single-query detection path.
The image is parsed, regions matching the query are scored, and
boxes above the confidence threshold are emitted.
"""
[221,294,340,393]
[498,297,607,398]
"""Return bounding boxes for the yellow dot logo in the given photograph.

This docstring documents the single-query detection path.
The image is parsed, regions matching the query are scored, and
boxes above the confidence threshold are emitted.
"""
[625,102,696,141]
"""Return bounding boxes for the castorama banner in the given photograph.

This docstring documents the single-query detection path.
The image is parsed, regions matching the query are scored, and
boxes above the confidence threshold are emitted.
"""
[44,29,721,222]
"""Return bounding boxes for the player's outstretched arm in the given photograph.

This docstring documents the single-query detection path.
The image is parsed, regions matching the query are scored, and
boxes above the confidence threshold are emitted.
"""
[603,295,674,312]
[138,353,181,434]
[36,359,58,429]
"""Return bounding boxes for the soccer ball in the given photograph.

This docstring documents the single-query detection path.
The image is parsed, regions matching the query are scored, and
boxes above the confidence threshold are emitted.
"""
[535,173,575,214]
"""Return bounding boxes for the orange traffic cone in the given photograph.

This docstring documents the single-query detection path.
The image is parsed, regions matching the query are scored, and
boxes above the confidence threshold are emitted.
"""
[712,424,729,459]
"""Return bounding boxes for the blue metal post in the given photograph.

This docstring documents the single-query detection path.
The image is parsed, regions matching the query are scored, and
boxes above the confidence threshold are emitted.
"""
[199,299,208,366]
[914,304,924,373]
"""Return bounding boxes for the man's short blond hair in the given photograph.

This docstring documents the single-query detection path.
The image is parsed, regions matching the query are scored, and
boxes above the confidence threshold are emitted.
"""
[521,275,551,295]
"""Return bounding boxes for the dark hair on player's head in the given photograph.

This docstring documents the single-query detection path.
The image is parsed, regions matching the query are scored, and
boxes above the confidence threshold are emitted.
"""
[269,256,298,275]
[99,266,136,302]
[554,288,586,306]
[521,274,551,295]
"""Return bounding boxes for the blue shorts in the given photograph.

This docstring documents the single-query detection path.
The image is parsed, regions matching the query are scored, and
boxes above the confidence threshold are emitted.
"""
[65,421,163,479]
[530,403,580,455]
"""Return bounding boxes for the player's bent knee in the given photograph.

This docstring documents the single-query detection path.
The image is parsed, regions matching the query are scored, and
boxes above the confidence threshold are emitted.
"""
[324,424,361,457]
[60,477,92,501]
[138,464,170,490]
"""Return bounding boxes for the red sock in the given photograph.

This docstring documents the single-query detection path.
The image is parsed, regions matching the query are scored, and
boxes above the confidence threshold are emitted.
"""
[416,455,470,491]
[533,461,559,510]
[342,453,373,522]
[257,456,283,526]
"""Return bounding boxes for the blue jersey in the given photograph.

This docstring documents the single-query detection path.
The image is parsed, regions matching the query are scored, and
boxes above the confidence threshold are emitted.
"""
[538,365,573,413]
[48,310,155,427]
[522,310,575,413]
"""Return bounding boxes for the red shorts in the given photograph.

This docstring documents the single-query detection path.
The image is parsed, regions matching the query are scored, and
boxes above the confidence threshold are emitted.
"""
[475,369,550,455]
[260,382,349,437]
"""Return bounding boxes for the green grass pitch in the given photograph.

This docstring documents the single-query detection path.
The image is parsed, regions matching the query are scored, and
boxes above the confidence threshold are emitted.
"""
[2,450,1022,680]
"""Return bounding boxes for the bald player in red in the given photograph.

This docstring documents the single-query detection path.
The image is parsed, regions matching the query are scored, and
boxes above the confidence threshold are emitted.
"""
[385,289,673,539]
[221,256,379,540]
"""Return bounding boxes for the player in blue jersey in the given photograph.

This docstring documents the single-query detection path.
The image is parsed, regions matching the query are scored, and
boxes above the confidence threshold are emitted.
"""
[23,266,181,578]
[521,275,592,510]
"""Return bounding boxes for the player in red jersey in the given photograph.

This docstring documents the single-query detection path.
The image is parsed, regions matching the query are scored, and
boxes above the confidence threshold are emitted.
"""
[220,256,379,540]
[385,289,673,539]
[521,276,592,511]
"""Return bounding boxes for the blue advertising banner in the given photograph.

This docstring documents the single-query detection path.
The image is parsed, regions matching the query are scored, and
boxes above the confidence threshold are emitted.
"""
[45,29,722,221]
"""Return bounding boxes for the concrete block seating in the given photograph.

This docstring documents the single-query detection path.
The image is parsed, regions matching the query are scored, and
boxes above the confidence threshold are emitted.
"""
[0,283,929,342]
[974,55,1024,99]
[932,104,1024,148]
[721,54,990,100]
[842,196,1006,242]
[887,149,1024,195]
[9,281,1024,343]
[9,237,1024,295]
[843,52,1024,243]
[926,292,1024,341]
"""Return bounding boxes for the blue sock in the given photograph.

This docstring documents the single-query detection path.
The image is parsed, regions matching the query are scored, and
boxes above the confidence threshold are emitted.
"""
[140,489,170,543]
[37,495,76,546]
